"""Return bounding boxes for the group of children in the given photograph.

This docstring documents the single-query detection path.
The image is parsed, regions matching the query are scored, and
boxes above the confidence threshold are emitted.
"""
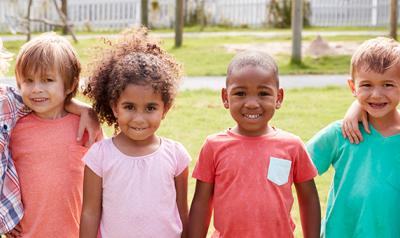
[0,27,398,238]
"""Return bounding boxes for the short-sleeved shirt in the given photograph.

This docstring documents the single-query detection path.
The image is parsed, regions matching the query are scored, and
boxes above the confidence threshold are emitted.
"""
[10,113,87,237]
[84,137,191,238]
[192,129,317,238]
[306,121,400,238]
[0,85,30,234]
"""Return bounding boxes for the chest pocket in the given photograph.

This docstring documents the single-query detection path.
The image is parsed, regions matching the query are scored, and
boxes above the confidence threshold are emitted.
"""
[267,157,292,186]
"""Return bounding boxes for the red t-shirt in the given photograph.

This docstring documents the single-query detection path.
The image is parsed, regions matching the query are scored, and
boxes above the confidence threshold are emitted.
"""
[193,129,317,238]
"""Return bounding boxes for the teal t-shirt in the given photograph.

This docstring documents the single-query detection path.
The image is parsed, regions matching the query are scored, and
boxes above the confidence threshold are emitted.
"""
[307,121,400,238]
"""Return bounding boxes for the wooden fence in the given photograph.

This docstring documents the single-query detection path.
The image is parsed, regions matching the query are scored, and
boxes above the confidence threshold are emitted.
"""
[0,0,398,32]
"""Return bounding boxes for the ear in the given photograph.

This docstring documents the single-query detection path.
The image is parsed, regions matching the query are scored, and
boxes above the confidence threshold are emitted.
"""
[111,102,118,119]
[275,88,284,109]
[347,79,357,97]
[221,88,229,109]
[162,104,172,120]
[66,79,79,95]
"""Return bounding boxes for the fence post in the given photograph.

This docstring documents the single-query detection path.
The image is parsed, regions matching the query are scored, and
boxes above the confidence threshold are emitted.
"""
[141,0,148,27]
[291,0,302,64]
[175,0,184,47]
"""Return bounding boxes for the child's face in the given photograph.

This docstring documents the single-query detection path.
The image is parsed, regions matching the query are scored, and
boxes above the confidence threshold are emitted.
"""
[222,66,283,137]
[19,69,72,119]
[112,84,168,143]
[349,64,400,120]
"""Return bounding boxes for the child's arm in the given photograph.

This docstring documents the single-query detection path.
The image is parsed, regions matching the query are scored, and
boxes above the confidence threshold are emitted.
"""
[188,180,214,238]
[342,100,370,144]
[294,179,321,238]
[175,167,189,238]
[79,166,102,238]
[65,99,103,146]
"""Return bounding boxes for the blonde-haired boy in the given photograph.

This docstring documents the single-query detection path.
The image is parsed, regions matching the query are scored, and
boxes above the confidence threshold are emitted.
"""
[307,37,400,237]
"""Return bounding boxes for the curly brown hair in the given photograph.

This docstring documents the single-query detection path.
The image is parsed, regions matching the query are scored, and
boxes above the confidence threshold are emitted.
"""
[83,27,183,130]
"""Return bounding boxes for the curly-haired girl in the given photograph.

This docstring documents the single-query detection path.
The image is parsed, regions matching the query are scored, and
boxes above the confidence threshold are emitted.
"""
[79,28,190,238]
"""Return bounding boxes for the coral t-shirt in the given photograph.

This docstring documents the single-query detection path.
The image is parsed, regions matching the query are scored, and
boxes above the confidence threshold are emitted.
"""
[192,129,317,238]
[10,113,87,238]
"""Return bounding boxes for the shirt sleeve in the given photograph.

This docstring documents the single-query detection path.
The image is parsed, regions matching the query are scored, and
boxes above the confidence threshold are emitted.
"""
[83,141,104,177]
[174,142,191,176]
[293,138,318,183]
[192,138,216,183]
[306,121,341,175]
[7,86,30,119]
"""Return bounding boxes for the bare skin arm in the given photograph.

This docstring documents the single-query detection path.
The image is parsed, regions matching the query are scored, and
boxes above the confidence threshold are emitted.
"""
[188,180,214,238]
[342,100,369,144]
[65,99,103,146]
[294,179,321,238]
[79,166,103,238]
[175,167,189,238]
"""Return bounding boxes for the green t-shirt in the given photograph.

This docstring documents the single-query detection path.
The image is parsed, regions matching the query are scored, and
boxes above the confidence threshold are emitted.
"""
[307,121,400,238]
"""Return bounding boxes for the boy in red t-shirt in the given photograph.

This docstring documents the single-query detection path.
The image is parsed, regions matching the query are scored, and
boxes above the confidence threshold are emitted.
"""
[189,50,320,238]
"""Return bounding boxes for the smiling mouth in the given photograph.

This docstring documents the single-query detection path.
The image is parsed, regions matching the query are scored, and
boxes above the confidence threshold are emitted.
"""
[31,98,48,102]
[368,103,387,109]
[243,114,262,119]
[131,127,147,131]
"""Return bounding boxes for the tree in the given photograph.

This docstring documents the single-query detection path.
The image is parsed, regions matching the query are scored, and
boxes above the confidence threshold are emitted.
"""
[390,0,397,40]
[141,0,149,27]
[291,0,302,64]
[175,0,184,47]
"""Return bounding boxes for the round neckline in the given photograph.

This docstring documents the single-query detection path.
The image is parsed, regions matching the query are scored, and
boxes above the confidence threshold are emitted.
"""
[226,127,279,140]
[110,137,163,160]
[368,123,400,140]
[30,112,73,123]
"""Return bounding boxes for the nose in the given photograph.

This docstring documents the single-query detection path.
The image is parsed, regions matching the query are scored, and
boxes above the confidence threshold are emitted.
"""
[244,97,260,109]
[31,82,44,93]
[132,113,146,125]
[370,87,384,99]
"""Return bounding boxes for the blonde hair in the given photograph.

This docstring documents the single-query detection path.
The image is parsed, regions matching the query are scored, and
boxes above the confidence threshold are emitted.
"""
[351,37,400,79]
[15,32,81,102]
[0,38,13,76]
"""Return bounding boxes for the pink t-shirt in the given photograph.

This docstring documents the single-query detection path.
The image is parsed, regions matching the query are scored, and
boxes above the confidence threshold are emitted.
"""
[193,129,317,238]
[10,113,87,238]
[84,137,191,238]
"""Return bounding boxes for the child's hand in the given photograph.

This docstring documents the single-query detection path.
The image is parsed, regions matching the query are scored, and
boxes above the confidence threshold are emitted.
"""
[5,224,22,238]
[78,108,103,147]
[341,101,370,144]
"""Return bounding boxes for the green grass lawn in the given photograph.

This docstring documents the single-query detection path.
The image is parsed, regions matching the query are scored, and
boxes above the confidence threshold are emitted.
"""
[2,33,377,77]
[98,86,352,237]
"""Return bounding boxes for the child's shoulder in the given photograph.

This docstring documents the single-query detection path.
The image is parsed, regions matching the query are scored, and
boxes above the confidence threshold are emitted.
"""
[160,137,188,152]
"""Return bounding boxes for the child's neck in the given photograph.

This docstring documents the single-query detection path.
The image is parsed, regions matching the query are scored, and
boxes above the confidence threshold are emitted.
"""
[113,133,161,157]
[369,109,400,137]
[33,109,68,120]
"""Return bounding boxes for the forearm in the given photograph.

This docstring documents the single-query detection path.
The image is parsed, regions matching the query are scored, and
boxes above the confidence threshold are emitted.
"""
[188,200,212,238]
[65,98,90,115]
[79,212,101,238]
[296,181,321,238]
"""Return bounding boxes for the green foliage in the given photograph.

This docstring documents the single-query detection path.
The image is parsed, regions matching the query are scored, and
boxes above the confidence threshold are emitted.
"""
[267,0,311,28]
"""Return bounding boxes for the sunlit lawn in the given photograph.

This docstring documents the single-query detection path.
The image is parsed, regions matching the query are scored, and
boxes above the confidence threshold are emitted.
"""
[3,33,376,77]
[96,86,352,237]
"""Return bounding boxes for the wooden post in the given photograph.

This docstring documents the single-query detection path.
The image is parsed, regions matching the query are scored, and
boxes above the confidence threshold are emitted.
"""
[390,0,398,40]
[26,0,33,41]
[61,0,68,34]
[175,0,184,47]
[141,0,148,27]
[291,0,302,64]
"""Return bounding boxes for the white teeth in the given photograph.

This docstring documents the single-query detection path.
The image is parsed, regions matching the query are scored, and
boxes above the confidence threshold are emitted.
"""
[31,98,47,102]
[132,127,146,131]
[244,114,261,119]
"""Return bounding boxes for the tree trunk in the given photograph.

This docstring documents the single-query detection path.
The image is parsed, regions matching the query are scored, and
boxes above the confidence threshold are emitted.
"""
[390,0,397,40]
[291,0,302,64]
[26,0,33,41]
[141,0,148,27]
[61,0,68,34]
[175,0,184,47]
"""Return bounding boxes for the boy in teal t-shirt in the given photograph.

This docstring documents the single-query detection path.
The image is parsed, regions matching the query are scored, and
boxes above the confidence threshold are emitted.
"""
[307,37,400,238]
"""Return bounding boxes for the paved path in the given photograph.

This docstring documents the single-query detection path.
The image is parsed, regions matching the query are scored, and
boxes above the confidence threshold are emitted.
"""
[1,74,348,90]
[0,31,387,42]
